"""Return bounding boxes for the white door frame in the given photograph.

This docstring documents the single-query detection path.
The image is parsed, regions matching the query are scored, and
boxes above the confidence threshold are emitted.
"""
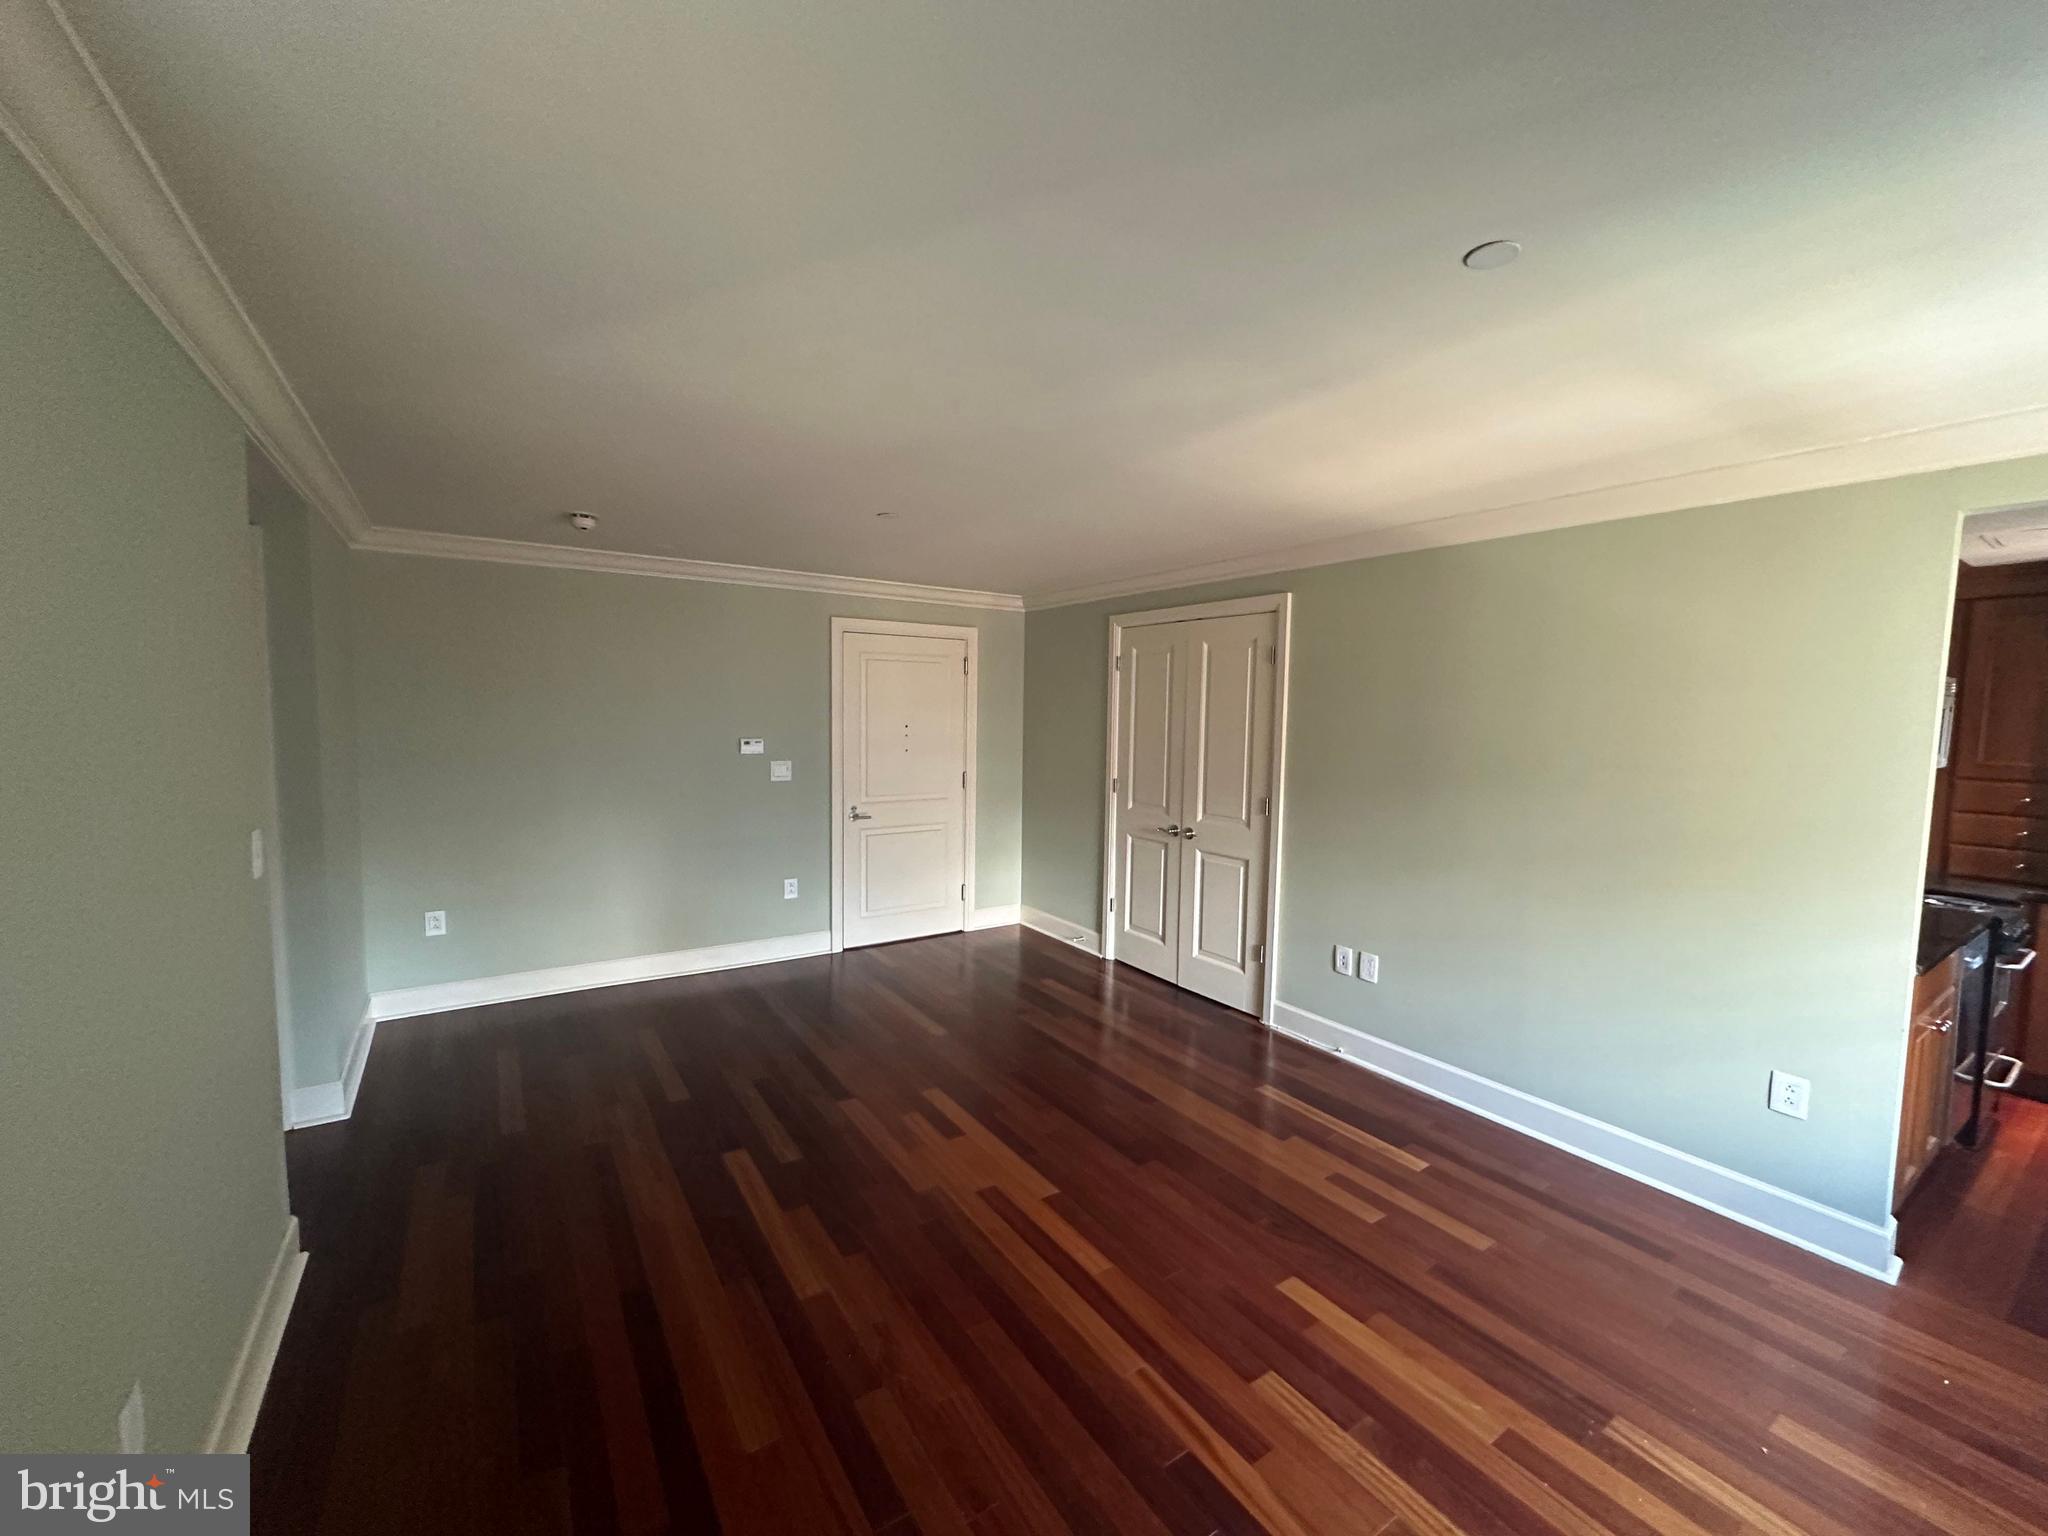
[1100,593,1293,1023]
[829,616,979,953]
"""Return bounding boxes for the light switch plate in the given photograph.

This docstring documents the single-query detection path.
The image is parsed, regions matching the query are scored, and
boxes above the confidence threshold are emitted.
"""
[1357,951,1380,983]
[769,759,793,782]
[739,738,765,755]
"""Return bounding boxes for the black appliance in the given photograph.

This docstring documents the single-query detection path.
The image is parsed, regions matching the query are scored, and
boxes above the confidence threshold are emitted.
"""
[1923,889,2035,1147]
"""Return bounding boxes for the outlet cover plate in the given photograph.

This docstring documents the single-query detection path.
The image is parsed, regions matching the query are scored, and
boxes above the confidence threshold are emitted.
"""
[424,910,447,937]
[769,759,793,782]
[739,738,765,755]
[1358,951,1380,983]
[1333,945,1355,978]
[1768,1069,1811,1119]
[783,878,800,900]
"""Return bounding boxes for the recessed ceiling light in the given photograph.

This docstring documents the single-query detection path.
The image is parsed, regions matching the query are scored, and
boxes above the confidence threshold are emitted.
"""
[1461,240,1522,271]
[567,511,597,531]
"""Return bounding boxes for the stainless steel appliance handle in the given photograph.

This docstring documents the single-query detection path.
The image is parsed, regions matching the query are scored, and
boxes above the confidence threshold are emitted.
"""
[1996,947,2037,972]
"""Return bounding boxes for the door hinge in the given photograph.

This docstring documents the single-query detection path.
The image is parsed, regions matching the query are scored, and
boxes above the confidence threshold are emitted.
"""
[1260,794,1270,816]
[1111,775,1118,793]
[961,882,967,899]
[1114,655,1121,672]
[964,656,969,675]
[1108,896,1115,913]
[1254,941,1266,964]
[962,769,967,787]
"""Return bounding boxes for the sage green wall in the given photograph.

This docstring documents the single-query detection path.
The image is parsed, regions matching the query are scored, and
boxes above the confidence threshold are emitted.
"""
[1025,456,2048,1228]
[0,144,289,1450]
[351,554,1024,993]
[252,453,369,1091]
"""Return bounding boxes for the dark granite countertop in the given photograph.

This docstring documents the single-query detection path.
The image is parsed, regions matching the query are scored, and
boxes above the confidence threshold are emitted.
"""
[1919,905,1993,975]
[1928,873,2048,905]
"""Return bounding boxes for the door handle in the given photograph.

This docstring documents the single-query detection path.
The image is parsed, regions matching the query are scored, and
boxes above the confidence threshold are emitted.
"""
[1160,824,1181,835]
[848,807,873,821]
[1182,827,1196,840]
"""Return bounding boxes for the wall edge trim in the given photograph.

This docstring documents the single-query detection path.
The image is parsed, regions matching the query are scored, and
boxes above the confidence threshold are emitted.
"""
[203,1216,306,1453]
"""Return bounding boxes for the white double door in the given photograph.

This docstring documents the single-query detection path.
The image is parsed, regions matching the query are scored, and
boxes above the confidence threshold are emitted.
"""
[1112,611,1276,1014]
[838,628,969,948]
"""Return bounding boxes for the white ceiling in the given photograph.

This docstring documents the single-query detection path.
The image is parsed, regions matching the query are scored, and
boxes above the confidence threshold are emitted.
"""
[57,1,2048,601]
[1963,502,2048,566]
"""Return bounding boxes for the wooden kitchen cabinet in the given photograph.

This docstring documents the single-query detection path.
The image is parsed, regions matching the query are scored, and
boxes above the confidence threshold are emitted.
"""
[1951,594,2048,781]
[1896,951,1961,1211]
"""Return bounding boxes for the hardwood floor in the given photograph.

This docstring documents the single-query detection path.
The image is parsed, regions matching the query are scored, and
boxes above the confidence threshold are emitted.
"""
[1896,1092,2048,1336]
[252,928,2048,1534]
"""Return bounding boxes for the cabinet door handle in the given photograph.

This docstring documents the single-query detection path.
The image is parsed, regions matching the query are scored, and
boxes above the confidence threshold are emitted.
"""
[1159,823,1181,835]
[1182,826,1196,840]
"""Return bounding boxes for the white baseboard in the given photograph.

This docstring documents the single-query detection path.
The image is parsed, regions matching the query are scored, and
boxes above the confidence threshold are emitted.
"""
[967,903,1022,930]
[370,929,834,1023]
[285,1004,377,1130]
[204,1216,305,1453]
[1269,1001,1901,1284]
[1021,905,1103,956]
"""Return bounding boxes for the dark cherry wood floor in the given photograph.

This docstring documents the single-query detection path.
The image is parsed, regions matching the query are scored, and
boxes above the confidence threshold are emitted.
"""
[252,927,2048,1535]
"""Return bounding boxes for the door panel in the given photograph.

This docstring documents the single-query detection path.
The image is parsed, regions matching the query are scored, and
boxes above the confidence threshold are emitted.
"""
[1191,851,1249,968]
[1112,624,1186,983]
[840,631,967,948]
[1176,612,1275,1013]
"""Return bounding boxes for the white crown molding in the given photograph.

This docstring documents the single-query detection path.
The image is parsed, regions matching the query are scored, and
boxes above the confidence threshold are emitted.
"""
[354,525,1024,610]
[1270,1000,1900,1282]
[1024,403,2048,609]
[0,0,373,541]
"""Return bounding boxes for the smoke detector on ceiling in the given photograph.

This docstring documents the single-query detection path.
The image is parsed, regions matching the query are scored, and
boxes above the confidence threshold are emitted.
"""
[567,511,598,532]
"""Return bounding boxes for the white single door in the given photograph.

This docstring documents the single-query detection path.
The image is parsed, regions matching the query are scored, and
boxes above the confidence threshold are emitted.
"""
[1174,612,1275,1013]
[1112,621,1188,984]
[840,630,968,947]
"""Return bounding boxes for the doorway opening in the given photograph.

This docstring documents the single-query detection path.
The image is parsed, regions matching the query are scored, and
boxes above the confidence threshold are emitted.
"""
[1893,504,2048,1317]
[1099,594,1292,1020]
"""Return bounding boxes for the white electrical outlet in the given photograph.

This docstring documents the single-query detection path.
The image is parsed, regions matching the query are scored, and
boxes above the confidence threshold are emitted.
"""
[1333,945,1355,977]
[783,877,799,900]
[769,759,793,782]
[1768,1070,1811,1120]
[249,828,265,880]
[1357,951,1379,984]
[739,738,765,755]
[424,909,447,937]
[118,1381,145,1453]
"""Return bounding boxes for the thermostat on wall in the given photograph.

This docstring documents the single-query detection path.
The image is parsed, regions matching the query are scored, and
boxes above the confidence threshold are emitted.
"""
[739,738,765,755]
